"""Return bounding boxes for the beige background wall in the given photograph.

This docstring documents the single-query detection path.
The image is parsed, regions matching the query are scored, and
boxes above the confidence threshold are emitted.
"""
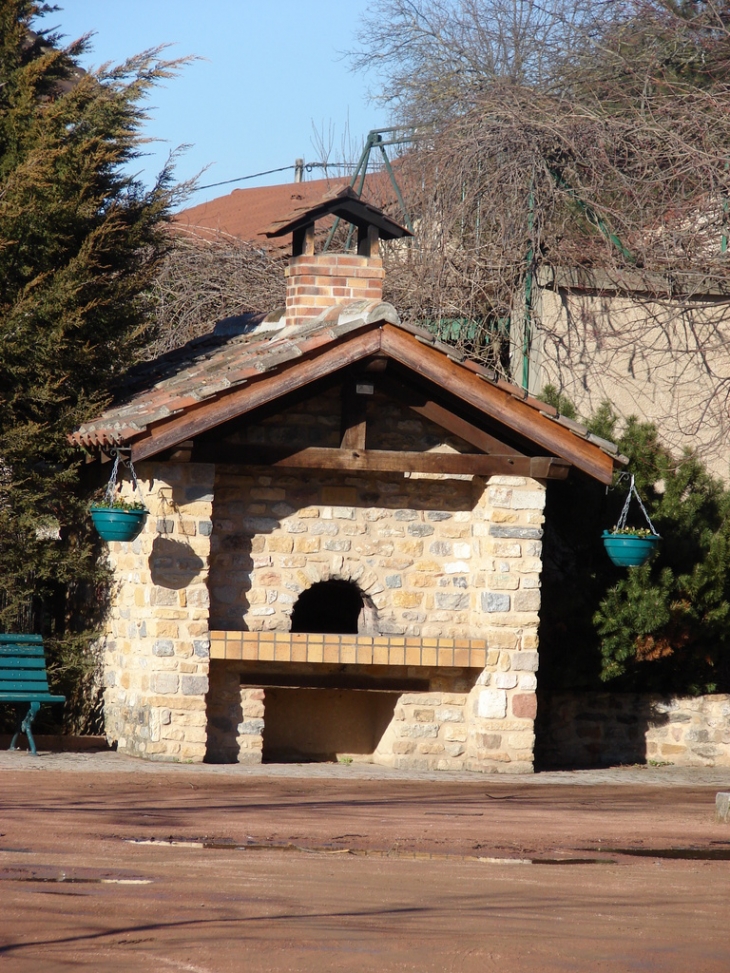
[531,283,730,479]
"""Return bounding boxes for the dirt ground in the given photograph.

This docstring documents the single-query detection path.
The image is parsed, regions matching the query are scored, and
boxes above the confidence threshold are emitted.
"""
[2,751,730,972]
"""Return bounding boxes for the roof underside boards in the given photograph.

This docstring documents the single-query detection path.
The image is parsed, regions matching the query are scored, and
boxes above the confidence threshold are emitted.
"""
[71,306,624,484]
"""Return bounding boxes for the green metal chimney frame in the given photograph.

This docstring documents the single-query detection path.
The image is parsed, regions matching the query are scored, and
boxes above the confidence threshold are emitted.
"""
[323,128,418,252]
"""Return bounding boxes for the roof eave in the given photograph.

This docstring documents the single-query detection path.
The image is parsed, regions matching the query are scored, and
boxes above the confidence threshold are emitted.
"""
[71,318,622,485]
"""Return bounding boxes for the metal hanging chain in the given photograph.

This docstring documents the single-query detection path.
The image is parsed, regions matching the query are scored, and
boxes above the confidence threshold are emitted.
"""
[103,451,121,505]
[104,449,146,506]
[127,454,145,505]
[615,473,659,535]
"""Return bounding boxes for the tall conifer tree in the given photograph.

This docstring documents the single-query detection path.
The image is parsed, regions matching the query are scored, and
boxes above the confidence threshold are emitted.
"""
[0,1,187,726]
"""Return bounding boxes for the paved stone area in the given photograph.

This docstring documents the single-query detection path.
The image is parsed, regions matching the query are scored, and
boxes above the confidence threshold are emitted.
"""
[3,750,730,971]
[4,746,730,786]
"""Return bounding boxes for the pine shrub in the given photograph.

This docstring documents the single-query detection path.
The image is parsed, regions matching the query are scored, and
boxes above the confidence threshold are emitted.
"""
[540,393,730,695]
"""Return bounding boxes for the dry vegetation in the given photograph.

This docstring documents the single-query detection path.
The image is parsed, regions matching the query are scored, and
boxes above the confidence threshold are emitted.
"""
[148,231,286,356]
[364,0,730,463]
[152,2,730,460]
[361,4,730,314]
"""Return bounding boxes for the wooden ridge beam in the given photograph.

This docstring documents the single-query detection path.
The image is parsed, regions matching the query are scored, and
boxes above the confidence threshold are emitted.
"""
[340,380,368,450]
[194,444,571,478]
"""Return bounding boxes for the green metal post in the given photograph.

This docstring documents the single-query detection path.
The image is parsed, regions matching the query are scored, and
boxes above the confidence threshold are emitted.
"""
[548,167,635,264]
[522,184,535,392]
[377,142,413,232]
[324,133,376,252]
[323,128,418,252]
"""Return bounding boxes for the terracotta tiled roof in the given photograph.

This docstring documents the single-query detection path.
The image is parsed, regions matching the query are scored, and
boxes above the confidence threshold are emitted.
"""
[71,307,625,481]
[70,302,398,450]
[173,174,399,248]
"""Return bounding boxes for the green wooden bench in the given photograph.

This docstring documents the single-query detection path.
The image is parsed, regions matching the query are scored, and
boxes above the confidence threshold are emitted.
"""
[0,634,66,755]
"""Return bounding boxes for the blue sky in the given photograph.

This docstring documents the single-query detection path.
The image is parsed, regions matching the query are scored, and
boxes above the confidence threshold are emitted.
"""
[49,2,389,205]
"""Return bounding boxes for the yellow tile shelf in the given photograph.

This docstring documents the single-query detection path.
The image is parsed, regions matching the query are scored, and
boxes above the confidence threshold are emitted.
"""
[209,631,488,668]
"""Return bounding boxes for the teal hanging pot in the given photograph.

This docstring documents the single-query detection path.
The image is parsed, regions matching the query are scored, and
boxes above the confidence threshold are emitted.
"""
[90,449,148,542]
[90,504,148,542]
[603,473,661,567]
[602,530,660,567]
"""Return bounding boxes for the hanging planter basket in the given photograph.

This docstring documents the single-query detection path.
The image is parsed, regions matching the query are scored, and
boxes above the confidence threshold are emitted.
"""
[602,530,660,567]
[603,474,661,568]
[90,504,148,542]
[90,450,148,543]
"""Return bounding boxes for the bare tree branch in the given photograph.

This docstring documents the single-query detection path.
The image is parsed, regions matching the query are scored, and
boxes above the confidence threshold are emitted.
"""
[148,231,285,356]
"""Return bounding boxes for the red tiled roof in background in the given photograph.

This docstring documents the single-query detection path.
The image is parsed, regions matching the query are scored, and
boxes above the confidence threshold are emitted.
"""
[172,173,395,248]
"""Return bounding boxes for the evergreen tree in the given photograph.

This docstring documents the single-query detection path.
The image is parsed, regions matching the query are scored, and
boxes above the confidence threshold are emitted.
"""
[0,1,188,728]
[594,443,730,694]
[540,394,730,696]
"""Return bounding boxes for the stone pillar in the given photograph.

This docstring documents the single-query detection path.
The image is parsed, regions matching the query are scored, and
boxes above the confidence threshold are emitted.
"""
[466,475,545,773]
[101,462,214,761]
[237,687,265,764]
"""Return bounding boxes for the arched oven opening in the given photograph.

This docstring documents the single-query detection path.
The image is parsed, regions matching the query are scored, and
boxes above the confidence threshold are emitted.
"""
[290,579,363,634]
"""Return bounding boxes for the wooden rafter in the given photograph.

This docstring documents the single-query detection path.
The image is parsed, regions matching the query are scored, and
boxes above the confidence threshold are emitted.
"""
[379,325,615,483]
[379,376,526,458]
[340,380,368,450]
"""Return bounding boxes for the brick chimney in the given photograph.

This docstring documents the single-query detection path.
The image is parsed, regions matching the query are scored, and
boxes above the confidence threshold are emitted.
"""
[265,187,410,328]
[283,252,386,328]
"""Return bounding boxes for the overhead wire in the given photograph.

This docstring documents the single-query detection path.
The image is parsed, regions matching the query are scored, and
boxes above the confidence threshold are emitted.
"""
[194,166,296,192]
[193,161,364,193]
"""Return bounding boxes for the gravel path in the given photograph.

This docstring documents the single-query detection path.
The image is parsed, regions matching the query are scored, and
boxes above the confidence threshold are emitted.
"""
[3,745,730,787]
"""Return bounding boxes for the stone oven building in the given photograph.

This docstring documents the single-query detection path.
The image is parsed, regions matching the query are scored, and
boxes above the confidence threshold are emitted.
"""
[72,188,623,772]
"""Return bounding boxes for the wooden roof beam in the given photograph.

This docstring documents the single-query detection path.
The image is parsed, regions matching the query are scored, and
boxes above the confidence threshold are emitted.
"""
[193,444,571,478]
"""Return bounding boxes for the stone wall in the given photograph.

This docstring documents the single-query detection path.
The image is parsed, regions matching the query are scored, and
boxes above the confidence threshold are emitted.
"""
[204,468,545,772]
[537,692,730,768]
[208,467,544,642]
[205,655,538,773]
[99,439,548,770]
[101,462,214,761]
